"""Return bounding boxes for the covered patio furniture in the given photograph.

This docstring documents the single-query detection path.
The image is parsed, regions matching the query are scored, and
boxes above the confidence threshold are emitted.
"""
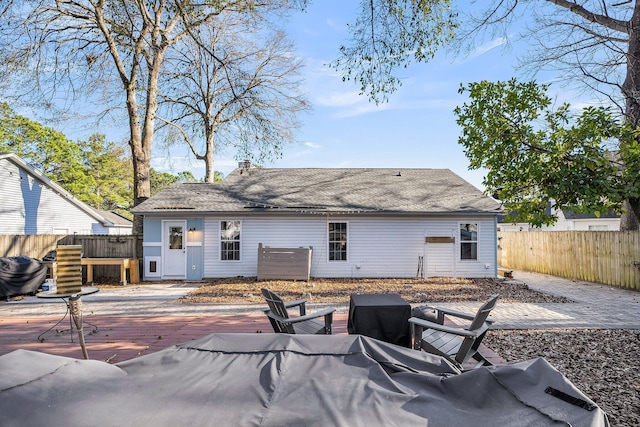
[0,256,47,298]
[409,294,499,370]
[0,333,609,426]
[262,287,335,334]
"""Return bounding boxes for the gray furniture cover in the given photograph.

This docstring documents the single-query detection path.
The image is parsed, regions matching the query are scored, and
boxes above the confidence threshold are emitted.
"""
[0,256,47,297]
[0,334,608,427]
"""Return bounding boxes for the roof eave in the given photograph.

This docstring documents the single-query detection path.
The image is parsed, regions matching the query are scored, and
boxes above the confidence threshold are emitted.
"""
[133,209,501,216]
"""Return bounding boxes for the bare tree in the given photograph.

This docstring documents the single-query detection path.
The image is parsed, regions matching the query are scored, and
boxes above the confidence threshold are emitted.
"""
[0,0,298,233]
[451,1,640,230]
[157,12,309,182]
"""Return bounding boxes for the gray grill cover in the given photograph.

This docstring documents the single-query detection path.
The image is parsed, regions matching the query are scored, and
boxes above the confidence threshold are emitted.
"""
[0,256,47,297]
[0,334,608,426]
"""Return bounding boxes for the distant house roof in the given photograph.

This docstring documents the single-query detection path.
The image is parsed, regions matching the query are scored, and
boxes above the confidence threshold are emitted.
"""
[562,211,620,220]
[132,168,501,215]
[96,210,133,227]
[0,153,129,229]
[498,209,620,224]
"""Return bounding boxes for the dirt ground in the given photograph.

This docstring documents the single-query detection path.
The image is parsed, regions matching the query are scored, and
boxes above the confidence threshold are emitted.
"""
[178,276,571,305]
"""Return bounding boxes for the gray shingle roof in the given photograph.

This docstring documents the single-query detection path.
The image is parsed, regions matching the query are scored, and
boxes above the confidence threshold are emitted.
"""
[131,168,501,215]
[96,210,133,226]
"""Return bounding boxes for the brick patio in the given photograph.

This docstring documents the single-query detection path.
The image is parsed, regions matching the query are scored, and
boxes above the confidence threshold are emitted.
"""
[0,312,504,365]
[0,313,349,363]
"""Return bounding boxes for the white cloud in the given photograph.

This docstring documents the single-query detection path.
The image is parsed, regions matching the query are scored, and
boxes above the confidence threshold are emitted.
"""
[454,37,509,64]
[471,37,508,58]
[151,156,204,172]
[332,101,390,118]
[304,141,321,148]
[316,90,362,107]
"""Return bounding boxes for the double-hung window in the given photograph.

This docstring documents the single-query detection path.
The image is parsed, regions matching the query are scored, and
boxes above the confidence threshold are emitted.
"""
[220,220,241,261]
[460,223,478,260]
[328,222,347,261]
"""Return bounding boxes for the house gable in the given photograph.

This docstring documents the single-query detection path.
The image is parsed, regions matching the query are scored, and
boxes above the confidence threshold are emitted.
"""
[0,153,131,235]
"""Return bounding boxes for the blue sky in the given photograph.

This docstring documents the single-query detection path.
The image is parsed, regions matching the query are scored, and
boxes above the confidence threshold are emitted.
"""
[147,2,590,190]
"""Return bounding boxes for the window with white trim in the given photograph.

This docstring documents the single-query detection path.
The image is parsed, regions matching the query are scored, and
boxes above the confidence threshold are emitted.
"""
[460,223,478,260]
[220,220,241,261]
[588,225,609,231]
[328,222,347,261]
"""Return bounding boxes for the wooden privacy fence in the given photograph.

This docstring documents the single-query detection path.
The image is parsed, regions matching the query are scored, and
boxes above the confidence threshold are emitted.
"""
[0,234,139,283]
[257,243,312,281]
[498,231,640,291]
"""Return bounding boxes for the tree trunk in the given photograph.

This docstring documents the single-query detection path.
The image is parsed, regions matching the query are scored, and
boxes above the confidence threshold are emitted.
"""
[620,2,640,230]
[204,128,215,183]
[620,198,640,230]
[204,148,215,183]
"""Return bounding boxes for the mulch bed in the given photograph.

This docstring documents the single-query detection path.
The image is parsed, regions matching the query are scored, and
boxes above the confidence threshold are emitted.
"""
[178,277,571,305]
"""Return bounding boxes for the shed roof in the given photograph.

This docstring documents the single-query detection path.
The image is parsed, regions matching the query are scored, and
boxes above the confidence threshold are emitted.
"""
[132,168,501,216]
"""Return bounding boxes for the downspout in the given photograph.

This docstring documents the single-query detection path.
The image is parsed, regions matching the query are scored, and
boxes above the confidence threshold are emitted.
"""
[494,215,499,278]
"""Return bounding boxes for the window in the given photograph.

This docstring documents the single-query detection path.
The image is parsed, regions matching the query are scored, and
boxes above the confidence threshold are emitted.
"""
[460,223,478,260]
[169,226,183,250]
[328,222,347,261]
[220,221,241,261]
[588,225,609,231]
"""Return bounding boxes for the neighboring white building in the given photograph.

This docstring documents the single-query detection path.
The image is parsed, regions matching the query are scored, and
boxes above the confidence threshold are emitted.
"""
[132,166,502,281]
[0,153,132,235]
[498,208,620,232]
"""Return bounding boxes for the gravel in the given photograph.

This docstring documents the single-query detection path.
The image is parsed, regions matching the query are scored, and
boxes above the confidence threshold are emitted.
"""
[485,329,639,426]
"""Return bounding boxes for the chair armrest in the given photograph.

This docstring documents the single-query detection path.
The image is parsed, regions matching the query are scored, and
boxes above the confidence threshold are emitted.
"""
[284,299,307,308]
[284,299,307,315]
[408,316,482,338]
[266,307,336,325]
[262,299,308,316]
[432,307,476,321]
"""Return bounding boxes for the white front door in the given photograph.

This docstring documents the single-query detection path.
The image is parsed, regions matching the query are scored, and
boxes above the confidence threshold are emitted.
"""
[163,220,186,278]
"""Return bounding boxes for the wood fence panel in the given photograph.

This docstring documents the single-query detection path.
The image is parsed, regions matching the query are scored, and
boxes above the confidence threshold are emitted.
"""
[499,231,640,291]
[0,234,139,282]
[60,235,137,280]
[0,234,64,258]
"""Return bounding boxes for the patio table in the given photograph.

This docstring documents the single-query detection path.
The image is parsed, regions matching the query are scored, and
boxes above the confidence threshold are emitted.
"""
[36,287,99,358]
[348,293,411,347]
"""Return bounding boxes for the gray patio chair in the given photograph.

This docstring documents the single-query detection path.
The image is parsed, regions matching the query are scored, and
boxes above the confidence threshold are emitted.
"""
[409,294,499,370]
[261,288,335,334]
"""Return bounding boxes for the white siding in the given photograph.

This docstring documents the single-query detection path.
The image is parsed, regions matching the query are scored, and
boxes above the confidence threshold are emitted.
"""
[568,218,620,231]
[203,215,497,279]
[0,158,105,234]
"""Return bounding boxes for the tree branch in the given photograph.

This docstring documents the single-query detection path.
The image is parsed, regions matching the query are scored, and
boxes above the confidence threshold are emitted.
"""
[547,0,628,33]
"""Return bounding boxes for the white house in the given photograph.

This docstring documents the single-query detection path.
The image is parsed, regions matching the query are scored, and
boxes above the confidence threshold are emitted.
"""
[132,166,502,280]
[0,153,132,235]
[498,209,620,232]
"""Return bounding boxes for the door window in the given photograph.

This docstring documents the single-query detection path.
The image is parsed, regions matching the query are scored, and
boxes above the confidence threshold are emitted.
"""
[169,226,183,250]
